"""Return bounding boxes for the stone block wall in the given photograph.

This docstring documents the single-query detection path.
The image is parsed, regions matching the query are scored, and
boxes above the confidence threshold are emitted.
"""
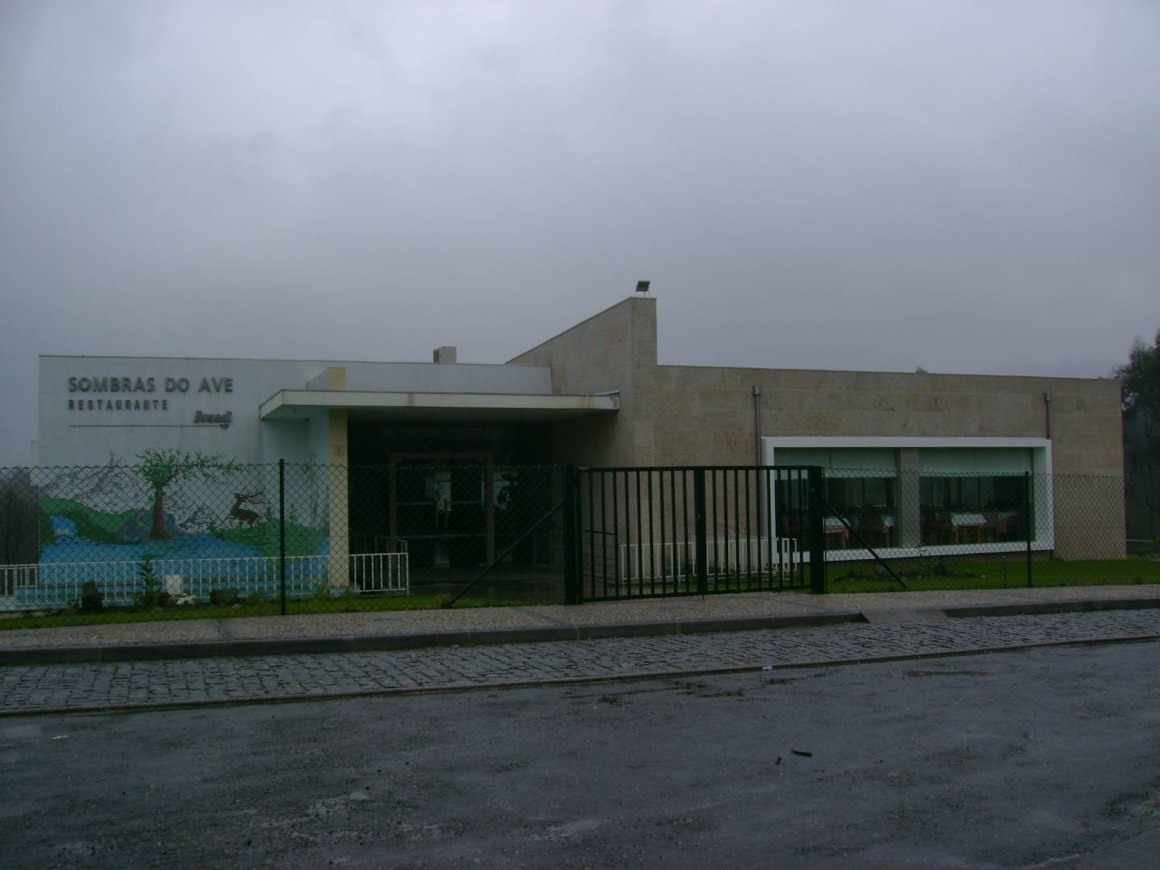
[505,296,1126,558]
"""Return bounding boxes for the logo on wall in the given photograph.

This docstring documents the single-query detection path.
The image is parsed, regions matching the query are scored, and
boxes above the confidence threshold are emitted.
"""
[194,411,233,430]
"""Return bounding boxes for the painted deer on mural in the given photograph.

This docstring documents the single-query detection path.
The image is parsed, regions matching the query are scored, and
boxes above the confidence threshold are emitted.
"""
[226,491,264,528]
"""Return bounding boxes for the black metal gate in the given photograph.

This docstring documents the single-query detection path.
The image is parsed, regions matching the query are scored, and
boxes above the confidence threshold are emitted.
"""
[563,466,826,602]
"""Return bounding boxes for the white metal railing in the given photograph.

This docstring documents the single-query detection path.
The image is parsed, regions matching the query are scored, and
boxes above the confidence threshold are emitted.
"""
[349,552,409,593]
[1,564,37,597]
[615,536,799,583]
[0,552,408,611]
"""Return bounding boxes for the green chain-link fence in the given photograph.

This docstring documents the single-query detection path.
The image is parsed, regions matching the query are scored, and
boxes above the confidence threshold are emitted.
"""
[820,470,1156,591]
[0,462,1155,629]
[0,461,564,627]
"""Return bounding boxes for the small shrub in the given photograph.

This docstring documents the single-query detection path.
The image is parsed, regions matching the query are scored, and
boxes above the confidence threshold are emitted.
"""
[210,587,240,607]
[336,585,362,611]
[78,580,105,613]
[134,558,171,609]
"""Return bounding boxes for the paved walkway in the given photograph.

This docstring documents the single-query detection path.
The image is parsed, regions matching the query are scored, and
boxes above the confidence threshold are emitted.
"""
[2,585,1160,715]
[4,584,1160,661]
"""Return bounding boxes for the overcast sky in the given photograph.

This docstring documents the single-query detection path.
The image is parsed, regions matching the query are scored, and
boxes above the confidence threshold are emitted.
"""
[2,0,1158,466]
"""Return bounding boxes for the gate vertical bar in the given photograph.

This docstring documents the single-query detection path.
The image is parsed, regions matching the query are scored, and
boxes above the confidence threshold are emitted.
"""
[586,471,596,601]
[279,459,287,615]
[603,470,612,598]
[694,468,708,596]
[625,470,634,594]
[732,468,741,588]
[761,467,771,586]
[808,465,826,594]
[635,469,644,592]
[705,470,714,586]
[670,469,679,589]
[563,466,580,604]
[611,471,620,593]
[1024,470,1033,588]
[745,469,755,585]
[656,471,664,589]
[647,471,656,594]
[677,473,686,589]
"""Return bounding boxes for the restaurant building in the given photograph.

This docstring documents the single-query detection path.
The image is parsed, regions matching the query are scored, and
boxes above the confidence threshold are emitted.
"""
[35,295,1125,573]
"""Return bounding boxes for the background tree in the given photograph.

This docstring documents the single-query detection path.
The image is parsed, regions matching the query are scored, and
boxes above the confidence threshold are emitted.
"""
[1119,330,1160,420]
[136,450,243,540]
[1117,330,1160,547]
[0,468,39,571]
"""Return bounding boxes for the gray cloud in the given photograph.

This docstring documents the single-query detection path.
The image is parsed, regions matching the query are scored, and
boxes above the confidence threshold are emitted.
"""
[2,0,1158,463]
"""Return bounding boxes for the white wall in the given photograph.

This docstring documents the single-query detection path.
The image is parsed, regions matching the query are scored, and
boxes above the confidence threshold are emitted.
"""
[37,356,554,467]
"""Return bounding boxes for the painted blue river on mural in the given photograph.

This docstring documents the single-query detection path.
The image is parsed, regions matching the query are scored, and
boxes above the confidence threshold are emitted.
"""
[19,515,332,607]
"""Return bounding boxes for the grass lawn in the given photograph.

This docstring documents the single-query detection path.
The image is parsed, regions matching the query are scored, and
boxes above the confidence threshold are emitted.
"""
[827,557,1160,593]
[3,559,1157,630]
[0,594,516,632]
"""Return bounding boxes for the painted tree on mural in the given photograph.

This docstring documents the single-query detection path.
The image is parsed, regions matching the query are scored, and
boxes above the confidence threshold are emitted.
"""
[136,449,244,540]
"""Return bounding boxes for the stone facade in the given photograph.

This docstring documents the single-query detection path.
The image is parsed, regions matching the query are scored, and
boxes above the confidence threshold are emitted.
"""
[510,296,1125,558]
[510,296,1122,475]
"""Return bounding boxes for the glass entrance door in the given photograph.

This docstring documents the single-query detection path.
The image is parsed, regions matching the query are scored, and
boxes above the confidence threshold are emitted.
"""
[391,457,489,571]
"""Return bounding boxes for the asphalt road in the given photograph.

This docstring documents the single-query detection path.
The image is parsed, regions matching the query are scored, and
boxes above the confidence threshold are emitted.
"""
[3,638,1159,868]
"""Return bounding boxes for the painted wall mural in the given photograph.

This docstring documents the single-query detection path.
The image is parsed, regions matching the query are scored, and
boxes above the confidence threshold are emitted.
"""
[22,452,333,604]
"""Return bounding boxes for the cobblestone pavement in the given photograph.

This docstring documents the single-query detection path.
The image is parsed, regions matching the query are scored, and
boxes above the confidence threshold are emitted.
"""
[3,609,1160,715]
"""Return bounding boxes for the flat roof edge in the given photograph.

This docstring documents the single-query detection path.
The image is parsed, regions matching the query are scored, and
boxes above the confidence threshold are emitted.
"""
[260,390,620,419]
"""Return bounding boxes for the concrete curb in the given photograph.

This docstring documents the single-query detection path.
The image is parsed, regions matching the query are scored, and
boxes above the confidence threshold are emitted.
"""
[3,595,1160,666]
[0,612,866,666]
[943,597,1160,619]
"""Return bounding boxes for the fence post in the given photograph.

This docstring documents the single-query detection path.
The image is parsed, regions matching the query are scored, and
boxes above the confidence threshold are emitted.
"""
[808,466,826,594]
[279,459,287,615]
[1024,470,1033,588]
[693,468,707,596]
[563,465,580,604]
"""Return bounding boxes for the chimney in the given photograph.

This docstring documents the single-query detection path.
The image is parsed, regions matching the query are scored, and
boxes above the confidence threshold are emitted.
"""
[433,346,457,364]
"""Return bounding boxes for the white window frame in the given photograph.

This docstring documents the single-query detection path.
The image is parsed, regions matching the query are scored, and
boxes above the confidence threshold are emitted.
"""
[762,436,1054,561]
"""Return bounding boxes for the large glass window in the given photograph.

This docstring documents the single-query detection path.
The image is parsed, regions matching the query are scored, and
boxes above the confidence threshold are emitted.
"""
[920,475,1025,510]
[917,448,1032,545]
[919,474,1028,545]
[770,442,1045,550]
[776,448,899,547]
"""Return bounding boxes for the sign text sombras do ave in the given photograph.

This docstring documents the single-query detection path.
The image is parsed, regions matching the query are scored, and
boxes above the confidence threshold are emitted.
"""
[66,375,234,414]
[68,376,234,394]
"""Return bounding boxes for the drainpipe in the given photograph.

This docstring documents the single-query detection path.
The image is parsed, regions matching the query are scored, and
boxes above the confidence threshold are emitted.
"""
[753,384,762,466]
[1043,393,1053,440]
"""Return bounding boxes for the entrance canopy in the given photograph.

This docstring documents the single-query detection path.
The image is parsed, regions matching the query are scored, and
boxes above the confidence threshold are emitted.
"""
[259,389,620,423]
